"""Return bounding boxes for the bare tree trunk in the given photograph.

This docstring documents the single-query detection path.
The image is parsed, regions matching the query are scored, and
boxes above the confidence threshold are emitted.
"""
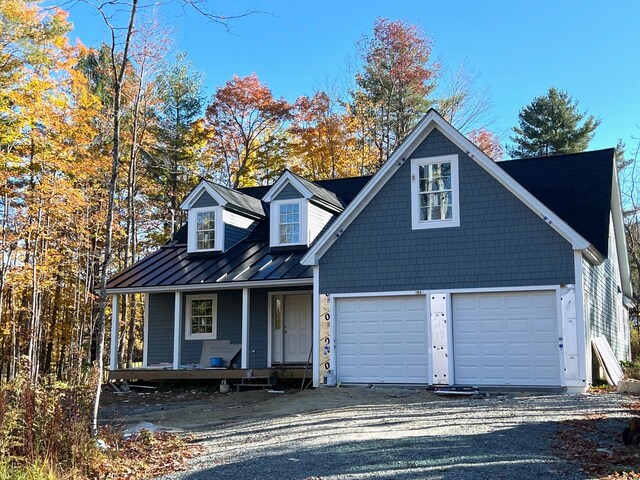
[91,0,138,436]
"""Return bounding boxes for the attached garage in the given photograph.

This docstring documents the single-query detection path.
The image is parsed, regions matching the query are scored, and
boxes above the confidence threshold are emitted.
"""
[335,295,428,384]
[452,291,561,387]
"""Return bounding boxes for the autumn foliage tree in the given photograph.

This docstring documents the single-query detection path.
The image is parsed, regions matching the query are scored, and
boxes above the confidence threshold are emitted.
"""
[352,18,440,168]
[289,92,363,179]
[467,128,504,161]
[204,74,293,187]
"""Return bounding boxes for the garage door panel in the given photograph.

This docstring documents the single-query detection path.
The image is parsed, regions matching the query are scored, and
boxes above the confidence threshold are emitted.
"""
[480,320,503,332]
[504,295,529,309]
[455,320,477,333]
[453,291,560,387]
[506,318,529,333]
[479,296,503,310]
[483,366,507,380]
[531,294,555,308]
[336,295,428,384]
[509,366,533,381]
[381,298,405,312]
[455,342,478,356]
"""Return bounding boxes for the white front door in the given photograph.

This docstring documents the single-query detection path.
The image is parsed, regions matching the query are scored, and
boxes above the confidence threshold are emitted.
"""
[284,293,312,363]
[271,293,312,364]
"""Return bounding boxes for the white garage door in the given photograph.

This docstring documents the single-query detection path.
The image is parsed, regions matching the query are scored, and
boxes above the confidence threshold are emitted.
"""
[453,291,561,386]
[336,295,428,384]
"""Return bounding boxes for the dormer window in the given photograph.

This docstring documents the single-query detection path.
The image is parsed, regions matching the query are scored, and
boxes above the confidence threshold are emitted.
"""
[270,200,307,247]
[279,202,301,244]
[262,170,343,248]
[196,210,216,249]
[188,207,223,252]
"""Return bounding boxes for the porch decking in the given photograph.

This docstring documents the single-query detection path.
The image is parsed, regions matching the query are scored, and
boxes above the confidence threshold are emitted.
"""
[108,366,309,381]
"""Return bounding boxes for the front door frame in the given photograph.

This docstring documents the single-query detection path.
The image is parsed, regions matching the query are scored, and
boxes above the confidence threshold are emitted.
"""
[267,290,313,367]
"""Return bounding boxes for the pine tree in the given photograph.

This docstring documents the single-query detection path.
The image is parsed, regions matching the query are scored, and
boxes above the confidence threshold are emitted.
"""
[508,87,600,158]
[147,52,204,238]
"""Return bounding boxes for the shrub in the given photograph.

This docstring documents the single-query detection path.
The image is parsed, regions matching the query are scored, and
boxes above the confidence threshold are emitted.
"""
[622,360,640,380]
[0,372,99,478]
[631,326,640,360]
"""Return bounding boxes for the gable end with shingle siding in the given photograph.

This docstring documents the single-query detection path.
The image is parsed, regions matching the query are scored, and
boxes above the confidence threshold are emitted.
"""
[319,127,575,293]
[192,191,218,208]
[273,183,304,201]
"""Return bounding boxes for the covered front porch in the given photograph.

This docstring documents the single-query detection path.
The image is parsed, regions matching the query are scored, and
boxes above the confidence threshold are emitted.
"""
[108,281,318,384]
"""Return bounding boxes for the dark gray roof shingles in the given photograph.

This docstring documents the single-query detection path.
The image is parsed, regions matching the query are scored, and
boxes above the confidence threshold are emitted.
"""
[498,148,614,257]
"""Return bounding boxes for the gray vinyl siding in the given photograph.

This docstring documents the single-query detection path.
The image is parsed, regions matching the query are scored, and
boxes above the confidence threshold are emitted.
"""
[249,289,269,368]
[192,191,218,208]
[146,286,312,368]
[273,183,303,201]
[319,127,575,293]
[583,216,630,361]
[180,290,243,365]
[225,224,250,250]
[147,293,175,364]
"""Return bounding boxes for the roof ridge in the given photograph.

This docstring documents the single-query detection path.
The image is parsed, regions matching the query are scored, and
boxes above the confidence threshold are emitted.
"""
[503,148,615,163]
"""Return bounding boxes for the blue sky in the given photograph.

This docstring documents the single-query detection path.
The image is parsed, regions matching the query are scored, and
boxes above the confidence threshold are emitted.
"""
[66,0,640,156]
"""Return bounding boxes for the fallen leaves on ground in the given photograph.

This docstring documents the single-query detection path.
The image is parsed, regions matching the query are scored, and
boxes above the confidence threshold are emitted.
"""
[92,426,204,479]
[590,385,619,394]
[555,407,640,479]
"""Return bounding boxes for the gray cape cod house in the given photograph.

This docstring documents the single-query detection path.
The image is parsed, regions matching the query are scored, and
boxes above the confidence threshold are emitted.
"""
[106,109,631,391]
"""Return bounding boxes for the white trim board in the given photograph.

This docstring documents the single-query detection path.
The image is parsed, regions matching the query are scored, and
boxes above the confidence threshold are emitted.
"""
[574,251,589,385]
[180,181,227,210]
[328,286,558,298]
[262,170,313,202]
[301,109,594,266]
[312,266,320,387]
[610,163,633,299]
[330,290,426,298]
[106,278,313,295]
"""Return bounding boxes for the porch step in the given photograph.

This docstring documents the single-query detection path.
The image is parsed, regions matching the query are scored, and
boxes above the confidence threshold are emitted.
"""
[236,375,277,392]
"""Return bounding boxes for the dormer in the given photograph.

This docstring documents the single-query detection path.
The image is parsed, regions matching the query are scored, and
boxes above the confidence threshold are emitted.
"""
[262,170,343,248]
[180,180,265,253]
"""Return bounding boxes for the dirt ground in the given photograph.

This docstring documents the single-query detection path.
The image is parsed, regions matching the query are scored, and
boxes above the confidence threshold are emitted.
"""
[100,387,635,480]
[100,386,432,430]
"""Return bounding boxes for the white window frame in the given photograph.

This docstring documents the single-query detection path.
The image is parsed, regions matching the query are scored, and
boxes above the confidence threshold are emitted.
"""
[188,206,224,253]
[185,294,218,340]
[270,199,308,247]
[411,154,460,230]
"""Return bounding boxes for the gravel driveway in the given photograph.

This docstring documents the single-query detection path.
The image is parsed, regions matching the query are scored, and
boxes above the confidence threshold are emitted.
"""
[107,387,630,480]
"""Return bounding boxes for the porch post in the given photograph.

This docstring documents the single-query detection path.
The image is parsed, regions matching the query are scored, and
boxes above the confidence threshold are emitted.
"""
[109,294,119,370]
[312,266,320,387]
[173,291,181,370]
[241,288,250,368]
